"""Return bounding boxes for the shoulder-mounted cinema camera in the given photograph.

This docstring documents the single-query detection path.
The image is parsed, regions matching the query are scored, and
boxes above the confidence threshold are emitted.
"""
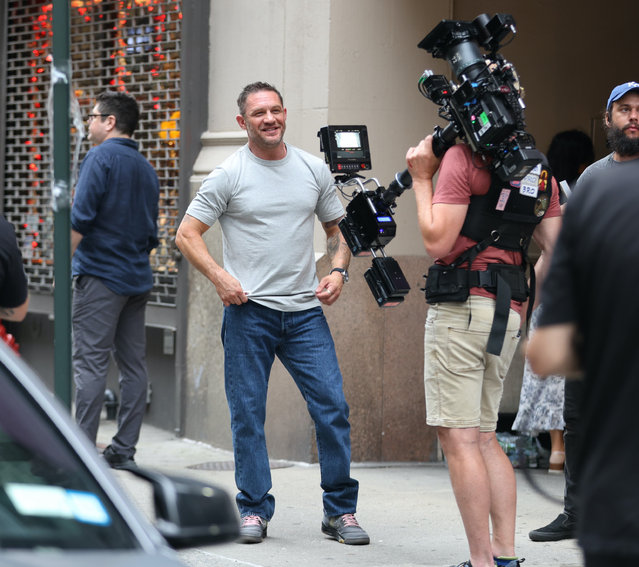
[317,13,543,308]
[319,125,411,308]
[418,13,544,181]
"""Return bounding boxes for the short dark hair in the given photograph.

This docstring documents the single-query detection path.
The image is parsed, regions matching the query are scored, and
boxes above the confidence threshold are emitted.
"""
[236,82,284,116]
[547,129,595,185]
[95,91,140,136]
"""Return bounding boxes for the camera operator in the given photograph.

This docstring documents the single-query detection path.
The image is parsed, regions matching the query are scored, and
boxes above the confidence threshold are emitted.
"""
[406,135,561,567]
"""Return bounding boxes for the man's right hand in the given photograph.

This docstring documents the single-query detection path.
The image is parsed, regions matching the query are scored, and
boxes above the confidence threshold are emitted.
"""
[214,271,249,307]
[407,137,468,259]
[176,214,249,306]
[406,135,441,182]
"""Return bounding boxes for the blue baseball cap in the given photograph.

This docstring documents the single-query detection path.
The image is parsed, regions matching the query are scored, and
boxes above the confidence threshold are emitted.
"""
[607,81,639,110]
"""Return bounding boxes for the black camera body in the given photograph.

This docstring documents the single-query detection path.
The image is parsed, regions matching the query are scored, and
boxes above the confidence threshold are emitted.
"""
[314,15,542,306]
[418,13,544,181]
[319,126,411,307]
[339,192,396,254]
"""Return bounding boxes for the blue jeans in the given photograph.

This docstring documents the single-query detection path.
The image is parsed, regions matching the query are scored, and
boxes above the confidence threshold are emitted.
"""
[221,301,359,520]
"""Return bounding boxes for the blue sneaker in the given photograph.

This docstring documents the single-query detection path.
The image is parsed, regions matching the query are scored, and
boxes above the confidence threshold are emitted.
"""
[450,559,524,567]
[495,557,525,567]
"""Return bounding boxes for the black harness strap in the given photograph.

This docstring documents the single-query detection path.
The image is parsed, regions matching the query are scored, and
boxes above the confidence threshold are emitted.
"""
[525,252,536,331]
[486,273,512,355]
[452,227,521,356]
[425,224,533,356]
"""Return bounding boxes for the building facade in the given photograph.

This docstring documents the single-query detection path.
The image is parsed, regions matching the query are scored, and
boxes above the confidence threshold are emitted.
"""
[1,0,635,462]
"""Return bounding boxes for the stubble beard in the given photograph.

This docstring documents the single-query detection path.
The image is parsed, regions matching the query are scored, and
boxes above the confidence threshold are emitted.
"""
[245,119,285,150]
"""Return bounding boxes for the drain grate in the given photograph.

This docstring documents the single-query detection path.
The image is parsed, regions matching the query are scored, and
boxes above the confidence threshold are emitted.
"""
[187,460,293,471]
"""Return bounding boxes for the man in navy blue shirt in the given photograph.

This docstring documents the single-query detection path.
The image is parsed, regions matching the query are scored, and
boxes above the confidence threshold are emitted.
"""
[71,91,159,469]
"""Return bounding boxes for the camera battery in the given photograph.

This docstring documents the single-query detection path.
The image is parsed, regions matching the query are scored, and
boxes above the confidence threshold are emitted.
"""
[364,257,410,307]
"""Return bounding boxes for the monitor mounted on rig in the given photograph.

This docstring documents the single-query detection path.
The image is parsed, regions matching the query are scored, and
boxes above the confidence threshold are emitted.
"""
[318,125,372,174]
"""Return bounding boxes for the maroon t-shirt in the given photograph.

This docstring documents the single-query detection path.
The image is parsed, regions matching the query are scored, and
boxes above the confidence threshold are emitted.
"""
[433,144,561,312]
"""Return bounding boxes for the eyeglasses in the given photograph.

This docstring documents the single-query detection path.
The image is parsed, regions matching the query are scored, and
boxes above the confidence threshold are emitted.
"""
[86,113,111,121]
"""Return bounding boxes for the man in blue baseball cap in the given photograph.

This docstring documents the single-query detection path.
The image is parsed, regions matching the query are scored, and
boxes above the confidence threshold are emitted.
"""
[603,81,639,160]
[606,81,639,110]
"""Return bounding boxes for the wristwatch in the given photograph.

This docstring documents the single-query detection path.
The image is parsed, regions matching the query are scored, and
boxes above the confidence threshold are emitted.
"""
[330,267,349,283]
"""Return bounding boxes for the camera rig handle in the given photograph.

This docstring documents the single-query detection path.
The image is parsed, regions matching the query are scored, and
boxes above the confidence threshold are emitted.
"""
[381,168,413,204]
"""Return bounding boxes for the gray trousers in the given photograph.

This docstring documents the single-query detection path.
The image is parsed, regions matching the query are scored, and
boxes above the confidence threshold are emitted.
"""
[72,275,149,457]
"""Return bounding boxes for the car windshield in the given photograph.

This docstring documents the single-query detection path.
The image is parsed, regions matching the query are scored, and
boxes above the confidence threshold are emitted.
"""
[0,360,139,550]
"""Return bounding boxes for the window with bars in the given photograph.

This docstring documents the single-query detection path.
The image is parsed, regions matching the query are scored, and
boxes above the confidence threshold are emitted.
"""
[3,0,182,307]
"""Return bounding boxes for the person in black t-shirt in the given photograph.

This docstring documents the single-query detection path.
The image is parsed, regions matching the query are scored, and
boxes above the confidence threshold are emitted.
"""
[0,214,29,323]
[527,83,639,567]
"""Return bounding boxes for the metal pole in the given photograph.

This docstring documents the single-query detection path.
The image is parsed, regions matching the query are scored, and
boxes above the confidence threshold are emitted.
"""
[52,0,72,408]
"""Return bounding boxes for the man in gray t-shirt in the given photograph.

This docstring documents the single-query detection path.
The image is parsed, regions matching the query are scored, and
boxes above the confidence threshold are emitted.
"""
[176,82,369,546]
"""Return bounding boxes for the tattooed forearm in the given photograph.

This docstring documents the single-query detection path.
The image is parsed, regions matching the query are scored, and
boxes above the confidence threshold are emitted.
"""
[326,231,351,268]
[323,216,351,267]
[0,297,29,322]
[326,232,340,261]
[0,307,15,318]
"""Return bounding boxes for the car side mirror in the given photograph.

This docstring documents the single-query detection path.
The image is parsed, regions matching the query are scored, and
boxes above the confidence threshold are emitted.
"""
[124,466,239,548]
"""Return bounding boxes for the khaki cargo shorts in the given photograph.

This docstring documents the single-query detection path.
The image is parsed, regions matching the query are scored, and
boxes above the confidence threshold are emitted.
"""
[424,296,521,432]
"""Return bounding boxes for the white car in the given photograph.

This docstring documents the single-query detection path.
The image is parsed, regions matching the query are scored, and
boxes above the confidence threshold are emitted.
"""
[0,340,238,566]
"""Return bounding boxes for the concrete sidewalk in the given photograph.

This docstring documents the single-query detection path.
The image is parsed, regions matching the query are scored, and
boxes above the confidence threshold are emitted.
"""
[98,420,583,567]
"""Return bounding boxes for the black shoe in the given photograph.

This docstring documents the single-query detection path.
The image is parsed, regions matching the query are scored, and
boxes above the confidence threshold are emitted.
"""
[529,512,576,542]
[449,562,472,567]
[238,515,267,543]
[321,513,370,545]
[102,445,137,470]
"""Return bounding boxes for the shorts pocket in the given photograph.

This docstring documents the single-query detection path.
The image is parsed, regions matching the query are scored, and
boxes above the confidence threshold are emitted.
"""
[445,326,486,372]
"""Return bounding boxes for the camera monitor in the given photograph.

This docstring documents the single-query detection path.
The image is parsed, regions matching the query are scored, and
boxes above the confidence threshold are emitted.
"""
[318,125,372,174]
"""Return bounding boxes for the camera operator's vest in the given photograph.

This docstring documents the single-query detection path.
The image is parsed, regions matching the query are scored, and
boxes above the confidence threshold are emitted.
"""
[424,163,552,355]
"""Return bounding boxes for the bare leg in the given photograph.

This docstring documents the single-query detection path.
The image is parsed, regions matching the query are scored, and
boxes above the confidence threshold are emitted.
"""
[438,426,503,567]
[479,431,517,557]
[549,429,565,454]
[549,429,566,471]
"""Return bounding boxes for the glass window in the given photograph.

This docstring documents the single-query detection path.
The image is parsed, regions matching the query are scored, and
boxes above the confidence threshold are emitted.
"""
[0,361,139,550]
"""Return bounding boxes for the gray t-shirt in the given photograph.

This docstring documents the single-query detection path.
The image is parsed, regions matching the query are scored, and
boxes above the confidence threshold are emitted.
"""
[574,152,633,192]
[186,144,344,311]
